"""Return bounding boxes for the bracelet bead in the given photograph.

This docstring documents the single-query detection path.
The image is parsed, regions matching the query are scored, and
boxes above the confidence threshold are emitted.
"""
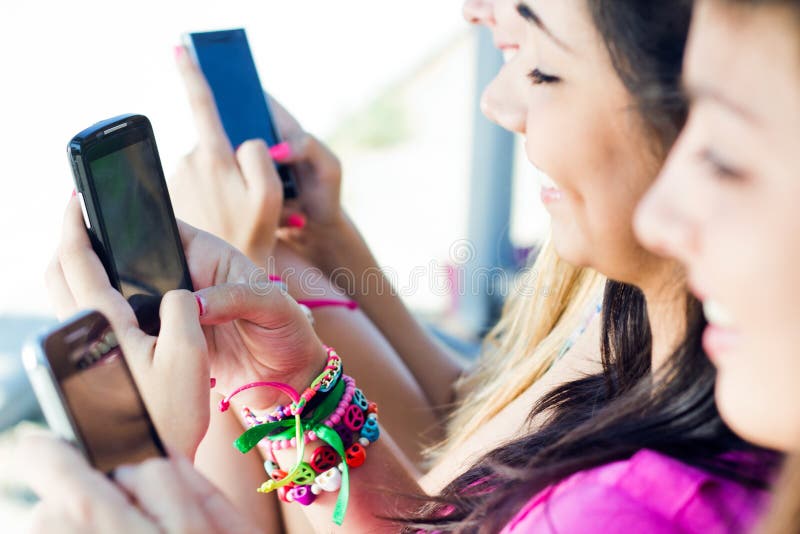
[352,389,369,411]
[361,418,380,442]
[289,485,316,506]
[344,443,367,468]
[315,467,342,492]
[292,462,317,485]
[310,445,339,473]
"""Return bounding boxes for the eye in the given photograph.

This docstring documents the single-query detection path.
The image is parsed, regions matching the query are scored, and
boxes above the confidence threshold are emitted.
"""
[699,149,746,181]
[527,68,560,85]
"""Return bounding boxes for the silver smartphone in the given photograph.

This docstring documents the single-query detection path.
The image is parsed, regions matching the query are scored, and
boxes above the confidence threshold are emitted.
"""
[23,310,165,473]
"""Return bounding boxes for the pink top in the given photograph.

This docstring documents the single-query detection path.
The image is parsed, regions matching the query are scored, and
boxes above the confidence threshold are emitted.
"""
[500,449,766,534]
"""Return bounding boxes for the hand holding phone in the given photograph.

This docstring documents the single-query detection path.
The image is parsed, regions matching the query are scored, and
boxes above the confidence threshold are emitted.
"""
[170,46,284,263]
[68,114,193,336]
[183,28,298,199]
[44,199,211,460]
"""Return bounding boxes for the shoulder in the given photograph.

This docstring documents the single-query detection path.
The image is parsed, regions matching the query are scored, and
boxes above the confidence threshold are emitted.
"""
[500,450,766,534]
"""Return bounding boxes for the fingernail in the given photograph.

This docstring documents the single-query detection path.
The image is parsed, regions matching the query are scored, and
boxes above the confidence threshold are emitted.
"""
[287,213,306,229]
[269,142,292,162]
[71,189,77,198]
[209,377,217,389]
[195,294,207,317]
[174,45,184,60]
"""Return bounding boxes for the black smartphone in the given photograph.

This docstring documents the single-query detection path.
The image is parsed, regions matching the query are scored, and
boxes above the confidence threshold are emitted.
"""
[23,311,166,474]
[183,28,299,199]
[68,114,193,335]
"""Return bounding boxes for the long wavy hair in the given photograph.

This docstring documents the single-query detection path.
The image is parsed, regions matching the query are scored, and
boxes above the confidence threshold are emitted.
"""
[437,243,605,457]
[400,1,774,531]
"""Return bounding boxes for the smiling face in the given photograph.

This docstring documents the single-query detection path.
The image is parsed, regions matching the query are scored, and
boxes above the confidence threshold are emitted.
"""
[482,0,679,286]
[635,0,800,451]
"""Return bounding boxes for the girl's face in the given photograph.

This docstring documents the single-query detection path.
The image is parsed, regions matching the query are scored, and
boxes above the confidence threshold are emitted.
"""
[635,0,800,451]
[484,0,672,284]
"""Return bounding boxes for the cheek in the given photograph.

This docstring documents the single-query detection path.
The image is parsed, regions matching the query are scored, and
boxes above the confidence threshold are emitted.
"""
[715,340,800,450]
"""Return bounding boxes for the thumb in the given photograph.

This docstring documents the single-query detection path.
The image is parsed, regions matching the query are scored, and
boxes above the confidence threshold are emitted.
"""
[155,290,208,377]
[194,282,298,330]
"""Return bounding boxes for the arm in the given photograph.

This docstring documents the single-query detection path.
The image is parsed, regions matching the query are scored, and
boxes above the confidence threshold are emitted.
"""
[274,241,441,464]
[283,211,467,414]
[168,48,460,442]
[194,395,284,531]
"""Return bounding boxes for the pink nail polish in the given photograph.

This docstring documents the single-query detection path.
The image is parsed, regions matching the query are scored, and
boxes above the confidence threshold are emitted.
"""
[287,213,306,229]
[174,45,184,60]
[210,377,217,389]
[269,142,292,161]
[71,189,77,198]
[195,294,207,317]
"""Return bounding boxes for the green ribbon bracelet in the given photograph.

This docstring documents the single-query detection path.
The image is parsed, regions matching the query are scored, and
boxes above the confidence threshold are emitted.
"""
[232,378,350,525]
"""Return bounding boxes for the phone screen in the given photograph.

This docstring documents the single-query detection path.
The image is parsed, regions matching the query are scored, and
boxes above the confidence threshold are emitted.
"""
[45,313,164,473]
[187,29,297,197]
[188,29,279,148]
[88,138,187,299]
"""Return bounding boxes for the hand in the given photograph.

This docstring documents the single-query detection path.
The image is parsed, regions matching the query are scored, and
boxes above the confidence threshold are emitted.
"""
[15,432,261,534]
[46,199,210,460]
[170,45,283,264]
[268,98,344,230]
[178,220,328,411]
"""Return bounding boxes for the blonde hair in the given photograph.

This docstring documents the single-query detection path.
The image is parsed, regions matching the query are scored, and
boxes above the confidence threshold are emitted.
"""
[434,239,606,455]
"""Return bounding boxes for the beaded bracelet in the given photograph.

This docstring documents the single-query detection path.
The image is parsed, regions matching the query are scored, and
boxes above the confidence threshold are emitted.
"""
[256,376,380,516]
[267,346,342,422]
[220,349,377,525]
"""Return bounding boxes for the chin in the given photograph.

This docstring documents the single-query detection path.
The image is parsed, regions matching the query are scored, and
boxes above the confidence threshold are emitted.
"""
[550,225,592,269]
[715,375,787,451]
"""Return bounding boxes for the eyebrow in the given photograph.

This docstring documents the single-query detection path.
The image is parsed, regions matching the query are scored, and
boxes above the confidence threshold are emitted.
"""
[685,82,759,125]
[516,2,572,52]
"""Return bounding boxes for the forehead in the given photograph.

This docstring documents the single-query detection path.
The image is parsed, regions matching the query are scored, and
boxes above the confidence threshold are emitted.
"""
[523,0,602,55]
[687,0,800,126]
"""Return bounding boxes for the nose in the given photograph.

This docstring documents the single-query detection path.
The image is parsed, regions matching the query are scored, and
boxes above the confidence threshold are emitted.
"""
[463,0,496,26]
[634,158,696,263]
[480,63,527,134]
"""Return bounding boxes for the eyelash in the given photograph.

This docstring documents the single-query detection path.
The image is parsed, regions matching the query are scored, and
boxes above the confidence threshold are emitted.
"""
[700,149,745,181]
[528,68,560,85]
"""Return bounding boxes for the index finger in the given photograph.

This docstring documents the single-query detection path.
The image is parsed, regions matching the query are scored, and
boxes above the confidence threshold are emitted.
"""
[175,45,233,156]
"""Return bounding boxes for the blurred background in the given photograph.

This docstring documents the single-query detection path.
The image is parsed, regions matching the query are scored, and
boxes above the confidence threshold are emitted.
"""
[0,1,550,530]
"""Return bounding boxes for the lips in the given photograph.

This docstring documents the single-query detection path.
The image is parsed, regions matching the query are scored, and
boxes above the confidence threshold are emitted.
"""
[701,299,740,361]
[539,172,564,204]
[495,42,519,62]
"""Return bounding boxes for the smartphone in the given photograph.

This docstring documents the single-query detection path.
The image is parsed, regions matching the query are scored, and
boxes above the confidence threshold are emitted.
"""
[23,311,165,474]
[183,28,299,199]
[68,114,193,335]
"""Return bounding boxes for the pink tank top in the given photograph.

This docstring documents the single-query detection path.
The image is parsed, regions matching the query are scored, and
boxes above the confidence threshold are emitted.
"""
[500,449,767,534]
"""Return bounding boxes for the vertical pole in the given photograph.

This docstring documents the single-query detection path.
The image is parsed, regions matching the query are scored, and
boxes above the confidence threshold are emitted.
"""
[458,28,515,336]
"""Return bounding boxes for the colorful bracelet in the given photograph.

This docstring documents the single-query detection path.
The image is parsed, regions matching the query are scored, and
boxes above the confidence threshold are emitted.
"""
[220,348,377,526]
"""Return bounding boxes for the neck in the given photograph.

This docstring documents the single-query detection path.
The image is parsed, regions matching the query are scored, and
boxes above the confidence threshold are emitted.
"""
[638,271,687,371]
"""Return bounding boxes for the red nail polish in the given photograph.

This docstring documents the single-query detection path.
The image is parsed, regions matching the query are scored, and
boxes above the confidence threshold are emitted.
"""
[209,377,217,389]
[287,213,306,229]
[195,294,207,317]
[269,142,292,161]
